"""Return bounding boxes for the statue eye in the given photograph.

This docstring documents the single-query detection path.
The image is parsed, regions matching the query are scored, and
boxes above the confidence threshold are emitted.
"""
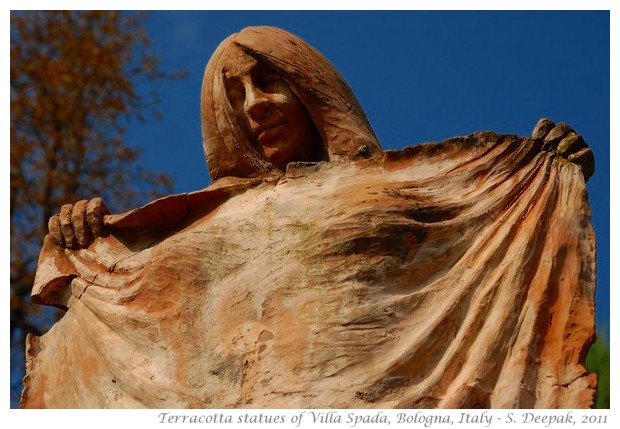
[256,71,282,92]
[265,73,281,84]
[225,79,245,108]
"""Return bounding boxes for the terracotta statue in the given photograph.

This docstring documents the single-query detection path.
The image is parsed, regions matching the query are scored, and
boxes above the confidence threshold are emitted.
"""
[21,26,596,409]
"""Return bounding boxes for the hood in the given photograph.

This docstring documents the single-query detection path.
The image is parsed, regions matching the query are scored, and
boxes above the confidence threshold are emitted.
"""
[201,26,382,180]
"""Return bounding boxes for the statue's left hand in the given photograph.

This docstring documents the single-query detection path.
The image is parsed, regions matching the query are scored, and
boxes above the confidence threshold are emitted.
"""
[531,118,595,181]
[48,197,110,250]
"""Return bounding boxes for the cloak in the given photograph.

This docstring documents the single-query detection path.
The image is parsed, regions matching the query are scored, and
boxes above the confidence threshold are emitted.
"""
[20,27,596,409]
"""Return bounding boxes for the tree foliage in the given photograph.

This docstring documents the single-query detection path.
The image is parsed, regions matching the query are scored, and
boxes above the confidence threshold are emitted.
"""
[10,11,177,406]
[586,333,610,409]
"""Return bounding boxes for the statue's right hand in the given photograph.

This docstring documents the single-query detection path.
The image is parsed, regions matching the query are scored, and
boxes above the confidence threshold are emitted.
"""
[530,118,594,181]
[48,198,110,249]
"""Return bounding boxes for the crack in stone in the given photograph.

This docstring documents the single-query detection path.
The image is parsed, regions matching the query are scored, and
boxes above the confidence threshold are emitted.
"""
[77,272,99,301]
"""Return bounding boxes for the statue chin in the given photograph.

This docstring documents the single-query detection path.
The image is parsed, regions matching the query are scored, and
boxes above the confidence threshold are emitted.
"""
[21,26,597,410]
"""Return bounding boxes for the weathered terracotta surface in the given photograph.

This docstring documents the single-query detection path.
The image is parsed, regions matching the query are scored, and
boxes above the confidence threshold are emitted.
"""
[20,26,596,409]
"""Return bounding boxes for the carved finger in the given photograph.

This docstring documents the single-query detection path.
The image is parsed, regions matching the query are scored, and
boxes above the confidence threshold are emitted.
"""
[86,197,110,238]
[71,199,92,248]
[567,148,595,181]
[48,214,64,247]
[556,132,587,157]
[531,118,555,140]
[59,204,78,250]
[543,123,574,148]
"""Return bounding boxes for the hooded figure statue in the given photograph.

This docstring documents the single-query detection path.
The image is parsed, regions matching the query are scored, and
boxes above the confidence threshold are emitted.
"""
[21,27,596,409]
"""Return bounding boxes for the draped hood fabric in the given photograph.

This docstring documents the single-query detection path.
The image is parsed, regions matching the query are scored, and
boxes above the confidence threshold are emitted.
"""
[201,26,382,180]
[21,27,596,409]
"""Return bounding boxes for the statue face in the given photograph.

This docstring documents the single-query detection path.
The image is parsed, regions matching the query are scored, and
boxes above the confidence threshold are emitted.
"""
[223,54,320,170]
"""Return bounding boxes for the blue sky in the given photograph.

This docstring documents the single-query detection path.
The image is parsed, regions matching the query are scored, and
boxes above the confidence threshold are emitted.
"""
[126,10,610,333]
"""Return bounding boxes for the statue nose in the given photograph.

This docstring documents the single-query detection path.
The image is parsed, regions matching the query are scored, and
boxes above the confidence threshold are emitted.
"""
[244,86,270,120]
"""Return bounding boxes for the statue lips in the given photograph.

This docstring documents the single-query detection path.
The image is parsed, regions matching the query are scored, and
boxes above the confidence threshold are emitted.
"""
[255,122,285,146]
